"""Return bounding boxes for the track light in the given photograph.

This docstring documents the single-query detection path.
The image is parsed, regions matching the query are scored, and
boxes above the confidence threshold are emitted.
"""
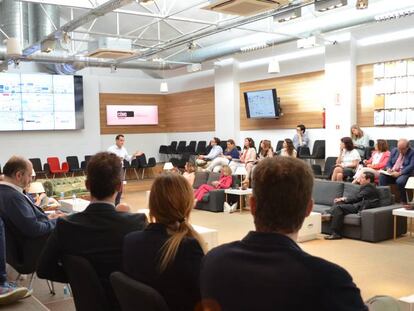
[40,39,56,53]
[356,0,368,9]
[268,58,280,74]
[315,0,347,12]
[274,7,301,23]
[138,0,154,4]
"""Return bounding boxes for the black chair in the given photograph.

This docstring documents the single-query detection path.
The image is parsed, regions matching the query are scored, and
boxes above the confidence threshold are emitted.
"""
[312,157,337,179]
[130,158,141,181]
[159,145,169,161]
[137,154,156,179]
[29,158,49,179]
[175,141,187,155]
[300,140,325,163]
[4,221,52,292]
[219,140,227,152]
[275,140,284,152]
[66,156,84,177]
[170,152,190,170]
[297,146,311,158]
[387,139,398,151]
[110,272,169,311]
[194,141,207,155]
[63,255,111,311]
[80,155,92,170]
[185,141,196,154]
[409,140,414,148]
[168,141,178,156]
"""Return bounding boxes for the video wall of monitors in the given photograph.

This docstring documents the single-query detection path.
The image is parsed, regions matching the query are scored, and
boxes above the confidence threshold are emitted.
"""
[0,74,84,131]
[373,60,414,126]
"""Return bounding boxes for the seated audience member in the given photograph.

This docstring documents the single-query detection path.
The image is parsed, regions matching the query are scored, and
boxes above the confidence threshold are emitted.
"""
[200,157,367,311]
[123,174,206,311]
[351,124,370,158]
[230,138,256,186]
[331,137,361,182]
[0,156,60,238]
[0,218,29,304]
[194,166,232,203]
[206,139,240,172]
[196,137,223,167]
[353,139,390,184]
[37,152,147,310]
[257,140,274,160]
[278,138,297,158]
[379,139,414,204]
[183,162,196,186]
[292,124,310,151]
[324,172,380,240]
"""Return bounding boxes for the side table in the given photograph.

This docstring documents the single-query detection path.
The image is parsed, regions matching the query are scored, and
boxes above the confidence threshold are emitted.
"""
[393,208,414,240]
[224,188,253,214]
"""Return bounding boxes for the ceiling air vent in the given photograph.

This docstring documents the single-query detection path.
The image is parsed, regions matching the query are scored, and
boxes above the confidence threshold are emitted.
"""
[87,38,135,59]
[202,0,290,16]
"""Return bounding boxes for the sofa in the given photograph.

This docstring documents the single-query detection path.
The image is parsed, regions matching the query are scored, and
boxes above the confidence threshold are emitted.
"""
[193,171,236,212]
[312,179,407,242]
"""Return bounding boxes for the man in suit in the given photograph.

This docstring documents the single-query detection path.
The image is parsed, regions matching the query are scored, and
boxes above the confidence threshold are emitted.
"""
[200,157,367,311]
[324,171,380,240]
[380,138,414,203]
[0,156,59,238]
[37,152,147,310]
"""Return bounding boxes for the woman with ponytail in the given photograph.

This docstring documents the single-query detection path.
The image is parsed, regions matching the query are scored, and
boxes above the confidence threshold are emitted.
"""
[123,174,206,311]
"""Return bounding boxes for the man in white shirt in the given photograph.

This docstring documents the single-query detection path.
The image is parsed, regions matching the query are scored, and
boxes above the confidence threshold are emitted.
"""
[196,137,223,167]
[107,134,143,205]
[107,134,143,163]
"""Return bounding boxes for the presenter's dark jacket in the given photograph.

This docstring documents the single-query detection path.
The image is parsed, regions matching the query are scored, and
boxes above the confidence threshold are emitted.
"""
[201,231,367,311]
[341,183,380,211]
[123,223,204,311]
[0,184,56,238]
[385,147,414,176]
[37,202,147,309]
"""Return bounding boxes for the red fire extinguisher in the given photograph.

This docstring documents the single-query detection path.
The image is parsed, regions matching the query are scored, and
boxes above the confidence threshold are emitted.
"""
[322,108,326,129]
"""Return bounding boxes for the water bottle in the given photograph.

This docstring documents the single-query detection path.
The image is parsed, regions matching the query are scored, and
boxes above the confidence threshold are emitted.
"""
[72,193,77,211]
[60,192,64,201]
[63,285,70,298]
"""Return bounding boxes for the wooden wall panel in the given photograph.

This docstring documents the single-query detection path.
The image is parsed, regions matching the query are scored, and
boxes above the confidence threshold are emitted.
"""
[165,87,215,132]
[100,93,167,134]
[100,87,215,134]
[356,64,378,127]
[240,71,325,130]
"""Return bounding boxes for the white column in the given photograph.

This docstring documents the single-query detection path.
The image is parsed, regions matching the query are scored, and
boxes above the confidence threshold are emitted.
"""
[324,38,357,157]
[214,59,240,143]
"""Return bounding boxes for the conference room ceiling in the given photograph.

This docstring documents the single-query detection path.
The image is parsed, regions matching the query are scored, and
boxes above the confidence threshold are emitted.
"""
[6,0,414,71]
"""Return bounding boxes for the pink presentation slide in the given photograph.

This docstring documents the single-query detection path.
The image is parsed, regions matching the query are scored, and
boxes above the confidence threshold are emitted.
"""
[106,105,158,125]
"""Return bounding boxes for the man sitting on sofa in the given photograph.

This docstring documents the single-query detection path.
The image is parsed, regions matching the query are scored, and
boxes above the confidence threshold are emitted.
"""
[196,137,223,167]
[324,171,380,240]
[379,138,414,204]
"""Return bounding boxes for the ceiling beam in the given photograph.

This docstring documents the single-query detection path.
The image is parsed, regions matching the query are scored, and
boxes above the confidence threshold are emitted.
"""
[22,0,135,56]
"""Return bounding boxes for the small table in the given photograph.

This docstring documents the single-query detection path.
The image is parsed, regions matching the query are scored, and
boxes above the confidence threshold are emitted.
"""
[224,188,253,213]
[393,207,414,240]
[297,212,322,242]
[59,198,90,213]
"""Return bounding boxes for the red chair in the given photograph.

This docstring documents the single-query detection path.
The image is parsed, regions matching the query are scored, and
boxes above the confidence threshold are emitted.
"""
[47,157,69,178]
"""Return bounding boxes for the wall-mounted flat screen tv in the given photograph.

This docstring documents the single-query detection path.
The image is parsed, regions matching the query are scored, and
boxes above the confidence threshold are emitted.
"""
[0,73,84,131]
[244,89,279,119]
[106,105,158,125]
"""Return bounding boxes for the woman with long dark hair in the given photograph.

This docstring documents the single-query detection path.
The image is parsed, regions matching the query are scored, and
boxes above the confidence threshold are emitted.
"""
[123,174,206,311]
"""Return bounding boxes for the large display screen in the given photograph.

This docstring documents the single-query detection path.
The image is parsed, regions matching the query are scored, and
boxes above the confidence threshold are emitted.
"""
[106,105,158,125]
[0,74,84,131]
[244,89,280,119]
